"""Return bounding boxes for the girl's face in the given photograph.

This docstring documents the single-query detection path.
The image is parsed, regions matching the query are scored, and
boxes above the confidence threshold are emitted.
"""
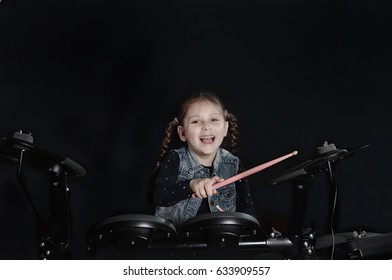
[177,100,228,166]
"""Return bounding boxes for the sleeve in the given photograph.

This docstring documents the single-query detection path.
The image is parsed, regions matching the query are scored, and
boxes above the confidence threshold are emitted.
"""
[235,161,256,217]
[153,150,193,207]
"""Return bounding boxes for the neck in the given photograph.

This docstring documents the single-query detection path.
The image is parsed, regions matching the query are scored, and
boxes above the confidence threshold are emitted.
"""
[190,150,216,166]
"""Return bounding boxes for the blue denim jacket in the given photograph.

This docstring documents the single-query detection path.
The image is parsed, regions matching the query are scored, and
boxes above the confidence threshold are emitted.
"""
[155,146,239,229]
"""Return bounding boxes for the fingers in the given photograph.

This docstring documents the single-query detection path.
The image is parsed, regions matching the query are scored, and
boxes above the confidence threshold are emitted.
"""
[197,184,212,198]
[197,187,208,198]
[190,178,218,198]
[190,179,206,198]
[211,176,224,184]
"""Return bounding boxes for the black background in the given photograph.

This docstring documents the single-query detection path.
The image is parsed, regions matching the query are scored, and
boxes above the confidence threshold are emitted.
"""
[1,0,391,259]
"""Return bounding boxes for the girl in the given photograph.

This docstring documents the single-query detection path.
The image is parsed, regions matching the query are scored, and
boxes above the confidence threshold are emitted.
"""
[151,91,255,229]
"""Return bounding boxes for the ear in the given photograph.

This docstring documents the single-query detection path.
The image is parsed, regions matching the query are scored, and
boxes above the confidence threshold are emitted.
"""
[177,126,187,142]
[224,121,229,137]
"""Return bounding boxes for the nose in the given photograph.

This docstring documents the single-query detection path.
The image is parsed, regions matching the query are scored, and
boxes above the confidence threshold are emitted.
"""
[202,122,211,130]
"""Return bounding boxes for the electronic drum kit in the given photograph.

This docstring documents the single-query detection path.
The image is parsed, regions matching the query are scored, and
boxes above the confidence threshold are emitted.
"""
[1,131,391,259]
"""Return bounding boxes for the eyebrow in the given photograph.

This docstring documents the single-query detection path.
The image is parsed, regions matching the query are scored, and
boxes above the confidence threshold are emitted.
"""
[188,113,222,119]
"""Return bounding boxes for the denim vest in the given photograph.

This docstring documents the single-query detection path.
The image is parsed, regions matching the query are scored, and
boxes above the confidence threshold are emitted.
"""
[155,146,239,229]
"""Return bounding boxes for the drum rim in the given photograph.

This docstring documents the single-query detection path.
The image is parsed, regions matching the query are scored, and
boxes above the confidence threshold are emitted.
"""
[315,231,384,249]
[181,212,260,233]
[93,213,177,235]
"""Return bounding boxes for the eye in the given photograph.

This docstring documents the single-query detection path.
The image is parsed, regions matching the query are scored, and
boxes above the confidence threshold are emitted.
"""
[191,120,199,124]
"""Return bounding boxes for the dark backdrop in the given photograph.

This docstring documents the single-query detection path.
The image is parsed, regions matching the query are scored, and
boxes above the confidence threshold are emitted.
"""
[1,0,391,259]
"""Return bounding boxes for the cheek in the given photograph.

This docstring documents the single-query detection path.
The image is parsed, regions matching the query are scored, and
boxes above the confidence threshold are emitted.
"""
[186,129,199,139]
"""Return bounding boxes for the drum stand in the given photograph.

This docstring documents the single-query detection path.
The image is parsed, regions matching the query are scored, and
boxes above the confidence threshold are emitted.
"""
[3,131,86,260]
[266,142,371,259]
[45,165,72,259]
[286,155,340,258]
[17,155,72,259]
[285,177,318,258]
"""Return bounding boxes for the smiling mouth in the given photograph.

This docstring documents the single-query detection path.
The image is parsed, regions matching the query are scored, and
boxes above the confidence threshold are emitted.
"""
[200,135,215,144]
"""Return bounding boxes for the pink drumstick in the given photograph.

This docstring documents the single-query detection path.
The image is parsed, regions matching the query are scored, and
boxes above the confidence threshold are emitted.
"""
[211,150,298,191]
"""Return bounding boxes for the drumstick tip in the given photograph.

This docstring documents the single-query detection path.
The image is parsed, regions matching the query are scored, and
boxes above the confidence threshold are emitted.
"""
[292,150,298,155]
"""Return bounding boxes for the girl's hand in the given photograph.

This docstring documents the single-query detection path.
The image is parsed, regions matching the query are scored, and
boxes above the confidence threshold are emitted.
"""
[190,176,224,198]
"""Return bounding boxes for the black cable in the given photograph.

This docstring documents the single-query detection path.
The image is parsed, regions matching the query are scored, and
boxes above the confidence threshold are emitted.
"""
[327,161,338,260]
[16,149,49,258]
[17,149,40,216]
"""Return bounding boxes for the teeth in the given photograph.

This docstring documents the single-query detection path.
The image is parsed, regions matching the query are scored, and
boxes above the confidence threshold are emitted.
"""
[201,136,214,139]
